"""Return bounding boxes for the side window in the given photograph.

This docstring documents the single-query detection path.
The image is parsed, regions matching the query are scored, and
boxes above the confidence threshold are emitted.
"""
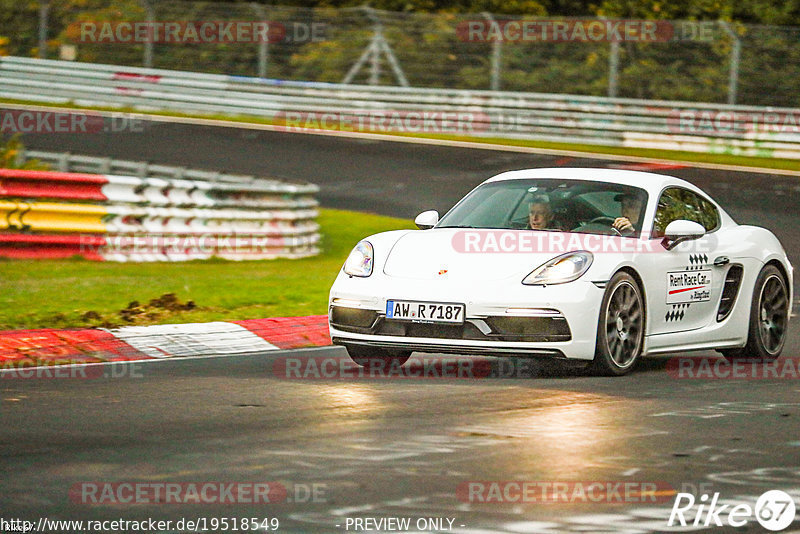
[653,187,719,237]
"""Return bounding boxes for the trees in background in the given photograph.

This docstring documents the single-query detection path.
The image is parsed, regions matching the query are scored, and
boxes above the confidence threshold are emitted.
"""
[1,0,798,105]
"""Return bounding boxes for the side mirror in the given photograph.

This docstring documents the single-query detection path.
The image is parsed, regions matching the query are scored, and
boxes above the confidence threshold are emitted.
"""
[662,219,706,250]
[414,210,439,230]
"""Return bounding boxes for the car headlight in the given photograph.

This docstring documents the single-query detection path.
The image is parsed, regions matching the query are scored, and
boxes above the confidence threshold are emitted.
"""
[522,251,593,285]
[343,240,374,277]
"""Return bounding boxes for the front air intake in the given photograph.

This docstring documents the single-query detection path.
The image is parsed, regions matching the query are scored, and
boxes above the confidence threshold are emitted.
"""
[330,307,379,332]
[717,265,743,322]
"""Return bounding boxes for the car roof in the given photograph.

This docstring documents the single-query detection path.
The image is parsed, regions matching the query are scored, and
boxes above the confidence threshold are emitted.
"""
[483,168,697,194]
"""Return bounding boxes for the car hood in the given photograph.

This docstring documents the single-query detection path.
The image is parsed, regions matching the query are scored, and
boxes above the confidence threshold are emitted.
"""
[382,228,567,281]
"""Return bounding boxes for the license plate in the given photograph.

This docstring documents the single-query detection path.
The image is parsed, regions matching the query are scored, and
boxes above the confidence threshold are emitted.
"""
[385,300,465,324]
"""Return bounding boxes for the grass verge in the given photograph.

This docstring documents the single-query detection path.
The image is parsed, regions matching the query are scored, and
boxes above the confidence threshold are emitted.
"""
[3,97,800,172]
[0,208,413,330]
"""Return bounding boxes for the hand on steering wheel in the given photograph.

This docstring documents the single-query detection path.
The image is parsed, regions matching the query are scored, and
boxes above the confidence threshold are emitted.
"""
[589,216,623,236]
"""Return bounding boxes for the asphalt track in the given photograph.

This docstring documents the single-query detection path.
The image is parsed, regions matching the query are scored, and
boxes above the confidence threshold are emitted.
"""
[4,118,800,533]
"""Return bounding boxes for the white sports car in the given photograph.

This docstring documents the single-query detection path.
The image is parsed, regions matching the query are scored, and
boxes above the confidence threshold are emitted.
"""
[328,168,792,375]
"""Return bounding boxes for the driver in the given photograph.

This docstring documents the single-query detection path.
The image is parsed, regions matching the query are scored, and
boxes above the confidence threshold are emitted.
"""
[528,196,562,231]
[612,193,644,235]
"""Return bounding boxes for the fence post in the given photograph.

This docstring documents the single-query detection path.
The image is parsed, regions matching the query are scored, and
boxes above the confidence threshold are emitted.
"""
[251,3,269,78]
[38,0,50,59]
[481,12,502,91]
[608,39,619,98]
[367,7,381,85]
[139,0,154,68]
[719,21,740,105]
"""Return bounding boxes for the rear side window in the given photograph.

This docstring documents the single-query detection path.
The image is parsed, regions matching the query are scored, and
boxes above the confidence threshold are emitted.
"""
[653,187,719,237]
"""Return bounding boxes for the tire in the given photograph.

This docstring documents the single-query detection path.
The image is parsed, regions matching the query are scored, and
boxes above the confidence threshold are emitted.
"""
[345,345,411,368]
[721,264,788,362]
[592,271,645,376]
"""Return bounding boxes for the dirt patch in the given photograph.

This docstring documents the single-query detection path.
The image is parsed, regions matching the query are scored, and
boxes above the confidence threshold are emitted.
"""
[79,294,200,328]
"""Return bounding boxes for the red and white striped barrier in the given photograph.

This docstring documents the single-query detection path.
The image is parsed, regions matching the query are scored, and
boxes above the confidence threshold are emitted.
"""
[0,316,330,367]
[0,169,318,203]
[0,168,320,261]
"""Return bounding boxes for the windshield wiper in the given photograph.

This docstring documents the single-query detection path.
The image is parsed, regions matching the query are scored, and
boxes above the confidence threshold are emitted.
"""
[436,225,476,229]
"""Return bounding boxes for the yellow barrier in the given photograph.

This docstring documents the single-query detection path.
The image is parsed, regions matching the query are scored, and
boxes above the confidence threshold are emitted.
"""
[0,201,19,230]
[0,201,107,233]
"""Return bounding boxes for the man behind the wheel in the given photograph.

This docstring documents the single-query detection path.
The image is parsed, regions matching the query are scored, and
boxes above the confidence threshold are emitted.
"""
[613,192,644,235]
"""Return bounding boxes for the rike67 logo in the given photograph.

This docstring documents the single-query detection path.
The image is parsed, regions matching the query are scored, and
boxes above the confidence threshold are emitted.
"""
[669,490,796,531]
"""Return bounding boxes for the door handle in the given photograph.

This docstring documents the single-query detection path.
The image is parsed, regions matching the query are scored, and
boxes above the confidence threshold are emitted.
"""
[713,256,730,266]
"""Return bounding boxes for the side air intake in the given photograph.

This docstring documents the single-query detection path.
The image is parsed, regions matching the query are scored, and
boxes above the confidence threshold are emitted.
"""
[717,265,744,322]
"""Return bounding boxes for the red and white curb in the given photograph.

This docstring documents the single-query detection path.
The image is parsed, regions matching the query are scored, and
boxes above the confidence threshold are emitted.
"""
[0,316,330,367]
[108,322,278,358]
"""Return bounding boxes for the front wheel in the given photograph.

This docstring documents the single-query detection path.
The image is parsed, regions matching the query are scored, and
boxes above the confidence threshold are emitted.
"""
[592,272,645,376]
[345,345,411,368]
[721,264,788,362]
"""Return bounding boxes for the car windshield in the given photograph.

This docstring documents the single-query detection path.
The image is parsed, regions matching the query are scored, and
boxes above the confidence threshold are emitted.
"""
[436,178,649,237]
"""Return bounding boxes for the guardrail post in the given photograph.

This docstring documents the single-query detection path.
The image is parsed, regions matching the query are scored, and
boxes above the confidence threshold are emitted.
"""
[56,152,71,172]
[38,0,50,59]
[15,147,27,167]
[139,0,155,68]
[481,12,502,91]
[719,21,740,105]
[251,3,269,78]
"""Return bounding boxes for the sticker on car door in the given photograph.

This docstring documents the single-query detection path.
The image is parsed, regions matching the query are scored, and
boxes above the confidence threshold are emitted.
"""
[666,270,712,304]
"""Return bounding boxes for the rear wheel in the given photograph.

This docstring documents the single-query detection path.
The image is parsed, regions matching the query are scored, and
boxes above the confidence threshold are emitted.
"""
[345,345,411,368]
[721,264,788,361]
[592,272,645,376]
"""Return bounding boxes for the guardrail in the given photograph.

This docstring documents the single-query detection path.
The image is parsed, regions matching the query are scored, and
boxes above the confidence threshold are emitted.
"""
[3,56,800,159]
[0,167,320,261]
[18,149,276,184]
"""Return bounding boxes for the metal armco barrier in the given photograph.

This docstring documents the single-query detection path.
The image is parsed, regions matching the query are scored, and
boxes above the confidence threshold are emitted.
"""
[0,234,105,260]
[19,151,270,184]
[0,167,320,261]
[3,56,800,158]
[0,200,106,233]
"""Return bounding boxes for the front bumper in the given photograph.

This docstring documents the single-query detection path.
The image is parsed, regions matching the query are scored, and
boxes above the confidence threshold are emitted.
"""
[328,274,604,360]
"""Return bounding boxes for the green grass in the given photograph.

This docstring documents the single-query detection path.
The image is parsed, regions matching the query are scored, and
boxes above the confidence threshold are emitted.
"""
[408,135,800,171]
[0,209,413,330]
[4,97,800,172]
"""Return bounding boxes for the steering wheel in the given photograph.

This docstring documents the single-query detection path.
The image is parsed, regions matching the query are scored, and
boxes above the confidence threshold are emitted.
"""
[509,218,529,230]
[588,216,623,236]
